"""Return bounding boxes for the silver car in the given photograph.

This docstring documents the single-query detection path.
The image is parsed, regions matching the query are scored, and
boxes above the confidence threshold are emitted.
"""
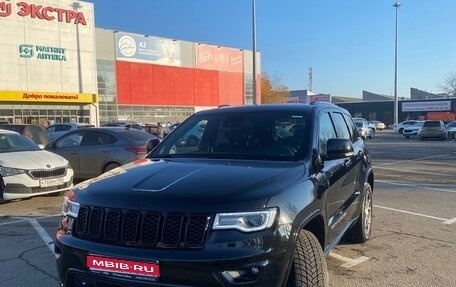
[419,120,447,141]
[46,127,159,180]
[353,118,374,139]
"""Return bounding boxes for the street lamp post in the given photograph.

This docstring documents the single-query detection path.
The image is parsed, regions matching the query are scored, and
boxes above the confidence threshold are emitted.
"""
[252,0,257,105]
[393,2,401,126]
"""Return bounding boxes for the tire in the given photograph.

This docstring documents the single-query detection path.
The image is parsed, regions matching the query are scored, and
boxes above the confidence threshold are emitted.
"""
[370,129,375,139]
[103,163,120,173]
[286,230,329,287]
[345,183,373,243]
[405,135,409,138]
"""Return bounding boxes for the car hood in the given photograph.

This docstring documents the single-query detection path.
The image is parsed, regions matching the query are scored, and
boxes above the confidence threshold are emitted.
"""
[0,150,68,169]
[74,158,307,212]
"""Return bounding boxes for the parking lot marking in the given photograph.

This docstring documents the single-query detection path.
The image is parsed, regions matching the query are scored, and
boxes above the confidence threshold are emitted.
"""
[329,252,370,269]
[374,154,452,167]
[376,180,456,193]
[374,166,453,177]
[0,214,61,226]
[443,218,456,225]
[374,205,451,223]
[28,219,54,253]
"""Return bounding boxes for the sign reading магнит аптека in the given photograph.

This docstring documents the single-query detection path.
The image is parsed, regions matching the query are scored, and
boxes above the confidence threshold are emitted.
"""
[19,44,67,61]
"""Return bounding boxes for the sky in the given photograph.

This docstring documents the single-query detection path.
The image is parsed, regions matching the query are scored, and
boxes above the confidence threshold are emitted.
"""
[86,0,456,99]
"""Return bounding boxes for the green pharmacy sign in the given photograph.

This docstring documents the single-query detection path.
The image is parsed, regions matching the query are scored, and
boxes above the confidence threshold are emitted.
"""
[19,44,67,61]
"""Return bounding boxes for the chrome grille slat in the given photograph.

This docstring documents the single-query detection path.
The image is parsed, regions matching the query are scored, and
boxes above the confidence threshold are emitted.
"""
[29,167,66,179]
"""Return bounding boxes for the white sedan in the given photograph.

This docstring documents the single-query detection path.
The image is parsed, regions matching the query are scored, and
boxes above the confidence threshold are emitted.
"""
[0,129,73,201]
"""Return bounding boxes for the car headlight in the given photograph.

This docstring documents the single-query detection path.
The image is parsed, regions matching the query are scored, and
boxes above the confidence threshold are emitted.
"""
[213,208,277,232]
[0,166,27,177]
[61,190,80,218]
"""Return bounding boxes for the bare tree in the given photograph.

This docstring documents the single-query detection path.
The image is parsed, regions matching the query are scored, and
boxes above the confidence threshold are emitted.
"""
[261,72,290,104]
[441,72,456,97]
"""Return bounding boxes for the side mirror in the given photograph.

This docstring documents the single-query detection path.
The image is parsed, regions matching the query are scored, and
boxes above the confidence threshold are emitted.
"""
[146,138,160,153]
[326,138,354,160]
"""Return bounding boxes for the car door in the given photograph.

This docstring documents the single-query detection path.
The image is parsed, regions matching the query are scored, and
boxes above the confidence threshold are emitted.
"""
[78,130,117,179]
[317,111,363,246]
[53,131,85,177]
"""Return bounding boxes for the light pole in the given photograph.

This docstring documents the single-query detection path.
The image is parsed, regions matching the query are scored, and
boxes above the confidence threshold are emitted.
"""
[393,2,400,126]
[252,0,257,105]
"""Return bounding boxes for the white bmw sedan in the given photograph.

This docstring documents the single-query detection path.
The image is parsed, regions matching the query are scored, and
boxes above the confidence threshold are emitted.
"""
[0,129,73,201]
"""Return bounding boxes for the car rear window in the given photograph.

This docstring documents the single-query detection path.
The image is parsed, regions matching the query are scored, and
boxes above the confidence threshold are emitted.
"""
[423,121,441,127]
[116,129,155,141]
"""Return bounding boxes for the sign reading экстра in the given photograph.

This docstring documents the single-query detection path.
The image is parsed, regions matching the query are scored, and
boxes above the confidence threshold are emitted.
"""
[19,44,67,61]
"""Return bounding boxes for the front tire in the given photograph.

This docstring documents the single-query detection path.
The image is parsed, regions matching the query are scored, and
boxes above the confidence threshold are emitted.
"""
[346,183,373,243]
[287,230,329,287]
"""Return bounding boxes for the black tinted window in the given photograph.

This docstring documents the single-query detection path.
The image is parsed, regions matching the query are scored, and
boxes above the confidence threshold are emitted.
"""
[331,112,351,140]
[343,114,359,142]
[319,112,336,154]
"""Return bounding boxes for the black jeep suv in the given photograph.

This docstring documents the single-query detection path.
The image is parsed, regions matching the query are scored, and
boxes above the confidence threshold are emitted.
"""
[55,103,374,287]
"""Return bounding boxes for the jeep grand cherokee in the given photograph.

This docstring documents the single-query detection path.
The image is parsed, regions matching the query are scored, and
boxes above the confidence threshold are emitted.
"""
[55,103,374,287]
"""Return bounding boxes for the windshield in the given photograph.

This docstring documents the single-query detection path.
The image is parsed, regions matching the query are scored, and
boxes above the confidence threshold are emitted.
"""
[0,132,40,153]
[149,111,311,161]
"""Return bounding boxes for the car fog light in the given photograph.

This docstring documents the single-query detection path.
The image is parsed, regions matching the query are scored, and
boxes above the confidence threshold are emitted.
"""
[221,266,262,283]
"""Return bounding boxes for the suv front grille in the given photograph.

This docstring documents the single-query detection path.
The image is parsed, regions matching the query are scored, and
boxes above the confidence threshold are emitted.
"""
[29,167,66,179]
[74,206,212,249]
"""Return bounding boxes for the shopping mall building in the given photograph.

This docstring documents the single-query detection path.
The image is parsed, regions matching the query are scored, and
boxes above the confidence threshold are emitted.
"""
[0,0,261,126]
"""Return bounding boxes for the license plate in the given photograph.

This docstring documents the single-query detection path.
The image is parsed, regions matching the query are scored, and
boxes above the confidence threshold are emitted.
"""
[87,255,160,279]
[40,177,64,187]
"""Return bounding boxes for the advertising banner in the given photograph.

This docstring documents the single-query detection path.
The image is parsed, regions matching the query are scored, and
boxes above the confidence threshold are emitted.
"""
[115,32,181,66]
[196,44,243,73]
[402,101,451,112]
[0,91,96,104]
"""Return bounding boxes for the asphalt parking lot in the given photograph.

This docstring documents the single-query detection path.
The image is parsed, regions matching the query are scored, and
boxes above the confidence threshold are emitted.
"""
[0,130,455,287]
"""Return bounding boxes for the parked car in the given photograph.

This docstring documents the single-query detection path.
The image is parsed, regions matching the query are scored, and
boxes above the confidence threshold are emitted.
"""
[45,127,159,180]
[369,120,386,131]
[403,121,424,138]
[446,121,456,139]
[0,124,49,148]
[46,123,95,141]
[0,129,73,201]
[101,121,143,130]
[55,103,374,287]
[393,120,421,134]
[353,118,375,139]
[419,120,447,141]
[177,122,206,145]
[141,122,171,138]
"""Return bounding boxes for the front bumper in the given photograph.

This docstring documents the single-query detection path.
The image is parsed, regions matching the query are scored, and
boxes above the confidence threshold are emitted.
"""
[55,225,292,287]
[1,170,74,200]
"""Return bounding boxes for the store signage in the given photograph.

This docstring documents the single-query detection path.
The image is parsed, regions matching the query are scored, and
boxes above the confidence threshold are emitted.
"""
[19,44,67,61]
[402,101,451,112]
[0,1,87,25]
[196,44,243,73]
[0,90,96,104]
